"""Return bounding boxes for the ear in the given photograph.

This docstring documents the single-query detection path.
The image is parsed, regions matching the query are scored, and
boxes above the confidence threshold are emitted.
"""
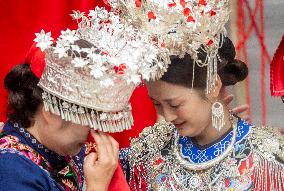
[39,105,52,125]
[206,75,223,102]
[39,105,64,128]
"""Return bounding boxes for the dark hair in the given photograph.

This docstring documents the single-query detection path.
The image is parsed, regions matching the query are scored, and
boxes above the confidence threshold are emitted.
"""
[4,40,94,128]
[4,63,43,128]
[161,37,248,89]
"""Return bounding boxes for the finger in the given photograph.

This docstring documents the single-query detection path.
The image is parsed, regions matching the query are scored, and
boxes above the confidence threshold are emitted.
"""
[98,132,114,157]
[231,104,249,114]
[223,95,234,105]
[84,152,98,169]
[97,132,118,168]
[107,135,119,161]
[242,115,250,121]
[104,135,119,168]
[0,122,4,132]
[91,131,109,162]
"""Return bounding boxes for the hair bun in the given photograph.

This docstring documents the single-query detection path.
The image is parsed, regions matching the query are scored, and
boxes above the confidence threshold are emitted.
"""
[4,64,30,92]
[219,59,248,86]
[4,63,42,128]
[4,64,35,92]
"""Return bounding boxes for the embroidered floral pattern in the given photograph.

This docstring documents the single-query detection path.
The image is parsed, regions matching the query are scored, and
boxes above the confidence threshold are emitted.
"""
[0,134,83,191]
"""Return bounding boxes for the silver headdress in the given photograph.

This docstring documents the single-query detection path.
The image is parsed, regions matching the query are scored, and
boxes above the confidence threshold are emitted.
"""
[109,0,230,93]
[34,7,169,132]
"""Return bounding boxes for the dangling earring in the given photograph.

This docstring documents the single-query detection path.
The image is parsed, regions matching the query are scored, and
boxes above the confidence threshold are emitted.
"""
[212,101,224,131]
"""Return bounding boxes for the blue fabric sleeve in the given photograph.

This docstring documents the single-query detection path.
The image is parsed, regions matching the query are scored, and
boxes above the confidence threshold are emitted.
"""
[0,151,58,191]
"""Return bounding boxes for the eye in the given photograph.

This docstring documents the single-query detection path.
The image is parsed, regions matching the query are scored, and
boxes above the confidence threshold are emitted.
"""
[170,104,180,109]
[153,102,161,106]
[169,101,183,109]
[151,100,161,106]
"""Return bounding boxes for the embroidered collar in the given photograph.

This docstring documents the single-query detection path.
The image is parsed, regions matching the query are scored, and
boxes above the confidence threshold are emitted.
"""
[3,121,68,170]
[2,121,85,190]
[178,118,253,163]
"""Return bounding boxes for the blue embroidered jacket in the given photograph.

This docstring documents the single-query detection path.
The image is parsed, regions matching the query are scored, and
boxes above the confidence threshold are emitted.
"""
[0,122,85,191]
[120,117,284,191]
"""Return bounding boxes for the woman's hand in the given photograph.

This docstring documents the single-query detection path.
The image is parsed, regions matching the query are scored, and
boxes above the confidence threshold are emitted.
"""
[0,122,4,133]
[223,95,250,121]
[84,130,119,191]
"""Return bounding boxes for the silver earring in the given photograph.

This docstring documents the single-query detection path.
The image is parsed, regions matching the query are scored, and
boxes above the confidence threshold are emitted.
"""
[212,101,224,131]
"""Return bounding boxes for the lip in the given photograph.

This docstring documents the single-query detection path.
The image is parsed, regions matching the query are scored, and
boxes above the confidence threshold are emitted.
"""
[174,122,185,129]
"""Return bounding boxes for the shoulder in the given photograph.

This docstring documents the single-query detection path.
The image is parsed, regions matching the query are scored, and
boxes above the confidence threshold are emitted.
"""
[128,121,175,163]
[0,148,57,191]
[250,126,284,163]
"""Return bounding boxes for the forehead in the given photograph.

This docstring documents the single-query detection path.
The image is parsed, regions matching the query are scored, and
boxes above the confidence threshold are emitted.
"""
[146,80,189,100]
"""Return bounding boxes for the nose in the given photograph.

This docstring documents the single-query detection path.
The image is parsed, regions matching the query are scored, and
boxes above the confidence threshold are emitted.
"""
[161,107,177,122]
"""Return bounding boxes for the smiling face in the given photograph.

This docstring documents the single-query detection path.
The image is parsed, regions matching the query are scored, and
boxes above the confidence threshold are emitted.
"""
[147,80,213,137]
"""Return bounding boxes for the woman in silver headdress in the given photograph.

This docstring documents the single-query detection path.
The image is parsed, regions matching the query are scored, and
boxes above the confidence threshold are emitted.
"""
[0,5,172,190]
[108,0,284,189]
[0,62,119,191]
[122,36,284,191]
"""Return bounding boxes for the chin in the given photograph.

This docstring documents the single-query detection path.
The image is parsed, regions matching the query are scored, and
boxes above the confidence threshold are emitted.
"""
[177,129,192,137]
[176,127,199,137]
[67,146,82,156]
[68,150,81,156]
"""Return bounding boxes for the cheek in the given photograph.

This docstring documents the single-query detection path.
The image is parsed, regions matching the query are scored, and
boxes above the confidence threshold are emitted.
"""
[176,107,190,120]
[177,102,211,122]
[57,125,90,146]
[61,126,89,155]
[68,125,89,140]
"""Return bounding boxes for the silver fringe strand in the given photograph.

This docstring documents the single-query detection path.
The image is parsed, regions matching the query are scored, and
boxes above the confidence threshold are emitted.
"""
[42,91,133,132]
[253,154,284,191]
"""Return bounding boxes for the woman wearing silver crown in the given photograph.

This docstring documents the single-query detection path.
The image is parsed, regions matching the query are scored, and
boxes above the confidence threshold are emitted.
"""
[0,7,143,191]
[0,56,121,191]
[0,5,180,190]
[113,0,284,190]
[122,36,284,191]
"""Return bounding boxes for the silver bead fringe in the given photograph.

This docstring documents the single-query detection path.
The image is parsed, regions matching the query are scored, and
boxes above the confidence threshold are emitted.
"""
[42,91,133,132]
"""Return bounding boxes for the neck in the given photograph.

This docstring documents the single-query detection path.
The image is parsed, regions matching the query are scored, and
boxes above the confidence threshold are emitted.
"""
[26,115,44,144]
[194,106,232,146]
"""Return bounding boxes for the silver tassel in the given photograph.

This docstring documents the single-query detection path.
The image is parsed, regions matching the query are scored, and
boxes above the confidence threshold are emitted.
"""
[52,96,60,115]
[41,91,134,132]
[254,155,284,190]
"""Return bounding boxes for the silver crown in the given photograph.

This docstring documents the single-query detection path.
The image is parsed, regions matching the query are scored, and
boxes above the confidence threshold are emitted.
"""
[110,0,230,93]
[34,7,169,132]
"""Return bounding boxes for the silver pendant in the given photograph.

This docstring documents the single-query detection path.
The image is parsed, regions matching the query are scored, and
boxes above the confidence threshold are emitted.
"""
[188,175,202,189]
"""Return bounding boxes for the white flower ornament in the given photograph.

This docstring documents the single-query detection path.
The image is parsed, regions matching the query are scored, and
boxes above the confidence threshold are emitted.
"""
[34,29,54,51]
